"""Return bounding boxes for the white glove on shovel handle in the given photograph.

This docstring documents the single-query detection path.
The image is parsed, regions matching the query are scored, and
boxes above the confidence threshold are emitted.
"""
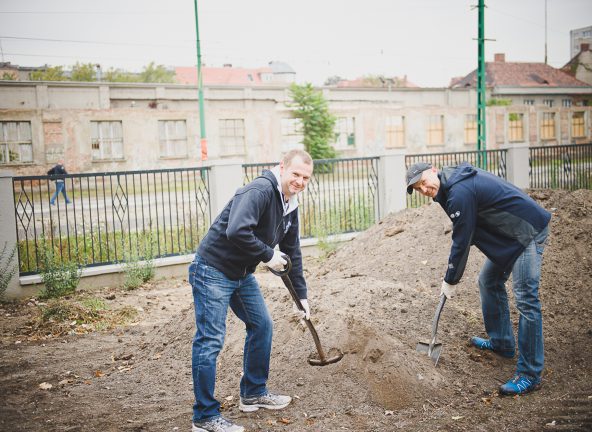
[264,250,287,272]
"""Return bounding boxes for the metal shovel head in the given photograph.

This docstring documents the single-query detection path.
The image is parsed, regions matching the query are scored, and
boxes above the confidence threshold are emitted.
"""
[416,341,443,366]
[307,348,344,366]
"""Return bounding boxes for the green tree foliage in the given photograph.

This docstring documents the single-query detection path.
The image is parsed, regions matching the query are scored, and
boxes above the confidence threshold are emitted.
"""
[30,66,67,81]
[324,75,344,86]
[103,68,138,82]
[288,83,337,160]
[487,98,512,106]
[1,71,17,80]
[139,62,175,83]
[71,62,97,81]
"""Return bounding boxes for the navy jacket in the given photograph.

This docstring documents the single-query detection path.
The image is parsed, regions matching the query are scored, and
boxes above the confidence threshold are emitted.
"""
[434,162,551,285]
[196,169,307,299]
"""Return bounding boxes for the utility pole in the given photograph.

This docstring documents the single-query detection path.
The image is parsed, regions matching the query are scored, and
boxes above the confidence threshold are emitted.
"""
[193,0,207,161]
[477,0,487,169]
[544,0,548,64]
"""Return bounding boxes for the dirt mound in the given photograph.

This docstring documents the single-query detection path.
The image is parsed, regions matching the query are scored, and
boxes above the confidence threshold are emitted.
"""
[1,189,591,431]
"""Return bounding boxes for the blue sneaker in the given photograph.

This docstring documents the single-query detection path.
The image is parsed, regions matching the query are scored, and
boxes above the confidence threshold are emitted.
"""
[499,375,541,396]
[470,336,514,358]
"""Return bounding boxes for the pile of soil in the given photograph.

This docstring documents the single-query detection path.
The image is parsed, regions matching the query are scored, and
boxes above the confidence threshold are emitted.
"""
[1,189,591,431]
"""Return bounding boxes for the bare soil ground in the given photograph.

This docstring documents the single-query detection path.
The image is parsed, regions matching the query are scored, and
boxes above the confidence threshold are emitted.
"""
[1,189,591,432]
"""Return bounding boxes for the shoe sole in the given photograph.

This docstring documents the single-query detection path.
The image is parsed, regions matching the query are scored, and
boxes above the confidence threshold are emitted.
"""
[499,383,541,396]
[192,424,245,432]
[239,401,291,412]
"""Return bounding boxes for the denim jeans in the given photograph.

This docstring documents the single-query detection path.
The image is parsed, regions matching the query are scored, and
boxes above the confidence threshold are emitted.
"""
[478,225,549,382]
[50,181,70,204]
[189,254,273,422]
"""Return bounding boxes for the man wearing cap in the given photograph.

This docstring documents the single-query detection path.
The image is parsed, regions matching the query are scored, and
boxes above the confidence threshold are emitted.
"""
[406,161,551,396]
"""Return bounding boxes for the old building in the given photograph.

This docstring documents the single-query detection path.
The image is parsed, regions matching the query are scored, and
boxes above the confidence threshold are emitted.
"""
[1,70,591,175]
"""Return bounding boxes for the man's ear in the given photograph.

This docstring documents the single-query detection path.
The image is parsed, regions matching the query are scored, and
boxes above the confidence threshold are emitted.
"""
[279,160,285,175]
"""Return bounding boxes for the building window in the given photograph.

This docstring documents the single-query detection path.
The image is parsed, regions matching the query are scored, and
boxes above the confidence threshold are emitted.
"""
[91,121,123,160]
[280,118,304,152]
[562,99,572,107]
[523,99,535,106]
[540,112,556,140]
[427,115,444,146]
[508,113,525,142]
[0,121,33,164]
[543,99,554,108]
[385,116,405,149]
[219,119,245,156]
[464,114,477,144]
[158,120,187,158]
[334,117,355,149]
[571,111,585,138]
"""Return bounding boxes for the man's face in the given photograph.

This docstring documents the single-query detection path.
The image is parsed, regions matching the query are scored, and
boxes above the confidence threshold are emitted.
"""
[412,168,440,198]
[279,155,313,199]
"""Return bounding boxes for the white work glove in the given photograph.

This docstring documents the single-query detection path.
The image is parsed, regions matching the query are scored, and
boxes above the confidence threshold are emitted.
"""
[264,250,287,272]
[292,299,310,321]
[440,280,457,299]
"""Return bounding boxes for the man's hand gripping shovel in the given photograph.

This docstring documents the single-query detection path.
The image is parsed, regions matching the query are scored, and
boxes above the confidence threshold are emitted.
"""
[416,294,446,366]
[268,255,344,366]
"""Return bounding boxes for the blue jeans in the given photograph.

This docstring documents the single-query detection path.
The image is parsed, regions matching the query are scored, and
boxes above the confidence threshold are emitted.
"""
[50,181,70,204]
[189,255,273,422]
[478,225,549,382]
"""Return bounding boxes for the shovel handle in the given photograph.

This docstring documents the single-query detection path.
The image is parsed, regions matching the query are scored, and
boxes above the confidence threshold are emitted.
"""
[429,294,446,348]
[269,255,329,363]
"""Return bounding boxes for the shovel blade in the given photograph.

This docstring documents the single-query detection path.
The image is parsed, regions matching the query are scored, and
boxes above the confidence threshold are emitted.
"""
[416,342,443,366]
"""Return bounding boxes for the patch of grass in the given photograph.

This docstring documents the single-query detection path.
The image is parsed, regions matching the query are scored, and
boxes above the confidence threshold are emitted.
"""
[33,298,138,337]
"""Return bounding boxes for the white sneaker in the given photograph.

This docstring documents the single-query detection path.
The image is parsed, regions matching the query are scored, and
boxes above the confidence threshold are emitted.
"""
[192,416,244,432]
[239,392,292,412]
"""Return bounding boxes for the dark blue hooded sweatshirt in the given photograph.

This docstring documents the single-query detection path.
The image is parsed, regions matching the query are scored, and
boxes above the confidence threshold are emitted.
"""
[434,162,551,285]
[196,169,307,299]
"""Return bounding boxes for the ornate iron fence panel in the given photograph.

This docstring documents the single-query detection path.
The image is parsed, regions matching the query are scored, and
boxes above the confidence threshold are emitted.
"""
[13,167,211,275]
[529,143,592,190]
[243,157,380,239]
[405,149,508,208]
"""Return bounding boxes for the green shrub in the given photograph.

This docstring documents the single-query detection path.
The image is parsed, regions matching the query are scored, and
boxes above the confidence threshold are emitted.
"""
[38,237,81,299]
[122,232,155,290]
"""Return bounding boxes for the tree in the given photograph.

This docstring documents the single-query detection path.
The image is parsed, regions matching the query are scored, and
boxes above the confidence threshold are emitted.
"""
[71,62,96,81]
[139,62,175,83]
[288,83,337,160]
[103,68,138,83]
[324,75,344,86]
[30,66,67,81]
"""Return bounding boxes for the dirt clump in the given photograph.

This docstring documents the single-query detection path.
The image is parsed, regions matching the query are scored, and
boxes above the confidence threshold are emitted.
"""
[1,189,591,431]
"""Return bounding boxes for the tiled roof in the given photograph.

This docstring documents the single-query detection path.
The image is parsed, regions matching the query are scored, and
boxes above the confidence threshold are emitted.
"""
[451,59,590,89]
[175,66,273,86]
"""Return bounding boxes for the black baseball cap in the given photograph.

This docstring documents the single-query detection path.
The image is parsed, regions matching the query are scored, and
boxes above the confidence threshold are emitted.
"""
[406,162,432,194]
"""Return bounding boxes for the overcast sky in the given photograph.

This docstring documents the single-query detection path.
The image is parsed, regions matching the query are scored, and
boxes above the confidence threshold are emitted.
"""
[0,0,590,87]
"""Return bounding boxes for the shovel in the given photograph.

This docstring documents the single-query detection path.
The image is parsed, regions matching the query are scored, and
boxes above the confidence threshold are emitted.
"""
[269,255,344,366]
[416,294,447,366]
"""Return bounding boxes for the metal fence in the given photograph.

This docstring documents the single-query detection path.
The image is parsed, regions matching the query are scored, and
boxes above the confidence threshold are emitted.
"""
[243,157,380,239]
[529,143,592,190]
[405,149,508,208]
[13,167,211,275]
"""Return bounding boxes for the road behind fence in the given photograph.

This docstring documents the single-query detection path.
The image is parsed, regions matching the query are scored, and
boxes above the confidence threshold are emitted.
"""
[529,143,592,190]
[13,168,211,275]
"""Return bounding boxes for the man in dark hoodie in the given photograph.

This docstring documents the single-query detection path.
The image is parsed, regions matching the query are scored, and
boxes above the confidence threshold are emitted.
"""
[406,162,551,396]
[189,149,313,432]
[47,160,71,205]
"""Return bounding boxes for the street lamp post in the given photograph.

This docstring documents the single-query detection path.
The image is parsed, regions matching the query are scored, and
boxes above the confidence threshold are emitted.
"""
[193,0,207,161]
